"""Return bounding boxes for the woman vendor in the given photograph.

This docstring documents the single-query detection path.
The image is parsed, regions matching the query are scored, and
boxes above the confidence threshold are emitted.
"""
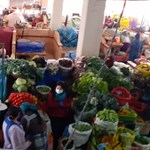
[39,81,74,149]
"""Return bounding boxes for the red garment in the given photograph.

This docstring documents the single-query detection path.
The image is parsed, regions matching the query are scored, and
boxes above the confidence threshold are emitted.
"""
[39,92,72,118]
[0,27,13,56]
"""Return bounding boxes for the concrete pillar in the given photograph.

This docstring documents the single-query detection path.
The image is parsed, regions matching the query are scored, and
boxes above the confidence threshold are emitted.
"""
[76,0,106,57]
[50,0,64,30]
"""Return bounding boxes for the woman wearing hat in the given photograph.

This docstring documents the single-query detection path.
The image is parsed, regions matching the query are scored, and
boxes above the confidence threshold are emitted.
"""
[120,29,131,52]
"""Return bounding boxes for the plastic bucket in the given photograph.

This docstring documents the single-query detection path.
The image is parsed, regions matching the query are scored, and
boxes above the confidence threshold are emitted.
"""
[111,86,132,106]
[58,58,73,79]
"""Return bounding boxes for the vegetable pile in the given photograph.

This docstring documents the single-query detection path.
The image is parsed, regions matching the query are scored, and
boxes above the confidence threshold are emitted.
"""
[2,59,44,80]
[59,59,72,68]
[46,59,59,75]
[96,109,119,123]
[8,92,38,107]
[73,123,91,132]
[36,85,51,94]
[12,78,35,92]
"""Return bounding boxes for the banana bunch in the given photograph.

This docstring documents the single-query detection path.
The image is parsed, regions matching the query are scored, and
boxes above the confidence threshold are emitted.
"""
[96,109,119,123]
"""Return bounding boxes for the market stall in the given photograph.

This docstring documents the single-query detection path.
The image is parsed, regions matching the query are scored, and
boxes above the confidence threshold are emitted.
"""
[0,53,150,149]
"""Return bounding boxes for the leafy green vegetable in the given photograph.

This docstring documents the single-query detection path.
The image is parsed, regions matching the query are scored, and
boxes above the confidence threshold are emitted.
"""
[1,59,44,80]
[99,67,133,90]
[12,83,18,91]
[72,72,108,94]
[73,123,91,132]
[85,56,108,73]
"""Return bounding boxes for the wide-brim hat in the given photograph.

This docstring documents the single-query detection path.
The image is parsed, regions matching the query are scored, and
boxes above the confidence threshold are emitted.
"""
[122,28,128,32]
[104,36,113,41]
[0,102,7,111]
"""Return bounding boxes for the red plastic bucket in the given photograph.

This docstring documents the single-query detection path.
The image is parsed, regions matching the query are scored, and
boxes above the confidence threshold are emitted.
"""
[111,86,132,106]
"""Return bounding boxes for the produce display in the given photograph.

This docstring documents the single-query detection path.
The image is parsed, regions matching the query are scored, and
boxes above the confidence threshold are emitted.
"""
[2,59,44,80]
[36,85,51,95]
[46,59,59,75]
[96,109,119,123]
[72,72,108,112]
[8,92,38,107]
[58,58,72,68]
[1,55,150,150]
[73,123,91,132]
[118,107,137,122]
[118,107,137,116]
[12,78,35,92]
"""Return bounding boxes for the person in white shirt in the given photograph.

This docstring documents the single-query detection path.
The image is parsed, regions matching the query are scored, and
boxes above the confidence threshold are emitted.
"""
[2,106,31,150]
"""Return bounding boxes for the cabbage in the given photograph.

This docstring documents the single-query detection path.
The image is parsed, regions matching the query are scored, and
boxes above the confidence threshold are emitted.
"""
[16,78,27,85]
[12,83,18,91]
[17,85,28,92]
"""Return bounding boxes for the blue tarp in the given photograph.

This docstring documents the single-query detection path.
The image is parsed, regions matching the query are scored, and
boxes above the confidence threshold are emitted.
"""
[58,27,78,48]
[16,39,45,53]
[0,70,7,101]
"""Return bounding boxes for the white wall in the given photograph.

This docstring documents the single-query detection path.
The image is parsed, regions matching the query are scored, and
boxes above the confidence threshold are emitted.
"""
[62,0,83,16]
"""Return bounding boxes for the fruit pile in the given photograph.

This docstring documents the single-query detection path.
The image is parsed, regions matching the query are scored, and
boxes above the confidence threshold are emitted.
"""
[8,92,38,107]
